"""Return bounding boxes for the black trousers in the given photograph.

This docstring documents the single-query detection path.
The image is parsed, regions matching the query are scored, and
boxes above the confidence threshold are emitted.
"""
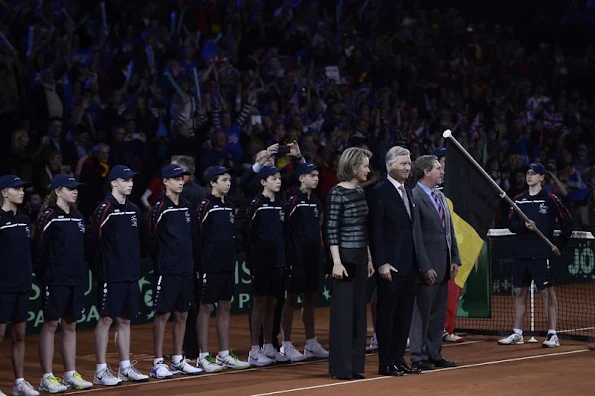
[375,267,416,368]
[329,261,367,378]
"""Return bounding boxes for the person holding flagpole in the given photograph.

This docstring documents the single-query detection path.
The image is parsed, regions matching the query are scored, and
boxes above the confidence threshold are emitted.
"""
[498,163,572,348]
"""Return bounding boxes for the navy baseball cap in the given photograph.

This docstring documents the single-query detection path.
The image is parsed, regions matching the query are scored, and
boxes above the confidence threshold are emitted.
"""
[108,165,137,182]
[0,175,31,190]
[296,162,319,177]
[526,163,546,175]
[432,147,446,158]
[205,166,232,182]
[51,174,83,190]
[161,164,190,178]
[258,166,281,180]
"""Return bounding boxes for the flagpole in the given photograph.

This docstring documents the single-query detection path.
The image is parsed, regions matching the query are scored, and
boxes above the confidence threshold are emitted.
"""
[442,129,555,249]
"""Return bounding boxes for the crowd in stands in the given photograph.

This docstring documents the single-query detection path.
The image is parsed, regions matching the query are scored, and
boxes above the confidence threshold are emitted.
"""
[1,0,594,232]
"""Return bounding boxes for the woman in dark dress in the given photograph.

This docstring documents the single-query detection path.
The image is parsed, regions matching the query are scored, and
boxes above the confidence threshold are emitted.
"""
[325,147,375,380]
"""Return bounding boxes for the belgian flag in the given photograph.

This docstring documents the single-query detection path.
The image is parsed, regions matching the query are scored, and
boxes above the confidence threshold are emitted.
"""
[444,141,500,288]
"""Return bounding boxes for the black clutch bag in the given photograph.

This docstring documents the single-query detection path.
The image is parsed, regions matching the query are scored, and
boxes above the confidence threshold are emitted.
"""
[325,259,357,281]
[340,261,358,281]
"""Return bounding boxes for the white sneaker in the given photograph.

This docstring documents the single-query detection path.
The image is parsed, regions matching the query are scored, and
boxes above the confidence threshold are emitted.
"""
[93,366,122,386]
[150,362,174,379]
[170,358,203,375]
[304,340,329,359]
[12,381,40,396]
[367,333,378,352]
[498,333,524,345]
[38,375,68,393]
[0,389,5,395]
[443,332,464,343]
[281,342,307,362]
[62,372,93,390]
[216,352,251,370]
[542,333,560,348]
[248,349,273,367]
[119,362,149,382]
[263,344,290,363]
[197,354,224,373]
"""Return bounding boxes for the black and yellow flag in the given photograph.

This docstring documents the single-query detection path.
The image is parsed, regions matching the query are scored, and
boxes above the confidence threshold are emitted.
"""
[444,141,500,288]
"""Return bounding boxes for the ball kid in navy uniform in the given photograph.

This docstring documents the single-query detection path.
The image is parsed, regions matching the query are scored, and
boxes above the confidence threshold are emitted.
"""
[89,166,149,386]
[499,163,573,348]
[195,166,251,372]
[245,166,290,366]
[148,164,202,379]
[33,175,93,393]
[0,174,40,396]
[280,163,329,362]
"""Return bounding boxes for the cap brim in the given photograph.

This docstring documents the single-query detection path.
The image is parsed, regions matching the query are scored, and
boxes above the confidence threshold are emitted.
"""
[259,168,281,179]
[64,181,84,188]
[164,171,191,178]
[12,181,32,188]
[297,166,320,177]
[215,168,233,176]
[525,165,545,175]
[121,171,138,179]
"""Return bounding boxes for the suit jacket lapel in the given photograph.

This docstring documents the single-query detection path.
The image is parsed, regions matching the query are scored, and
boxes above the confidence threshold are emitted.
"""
[384,177,411,218]
[405,186,414,221]
[417,186,443,225]
[437,190,451,233]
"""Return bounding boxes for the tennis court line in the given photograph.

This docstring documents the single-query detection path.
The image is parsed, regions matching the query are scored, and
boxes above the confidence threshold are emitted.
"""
[249,349,590,396]
[63,358,322,395]
[443,340,482,347]
[65,340,482,394]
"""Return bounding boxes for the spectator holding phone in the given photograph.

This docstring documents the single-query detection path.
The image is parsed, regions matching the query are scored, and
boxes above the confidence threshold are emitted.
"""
[240,142,305,200]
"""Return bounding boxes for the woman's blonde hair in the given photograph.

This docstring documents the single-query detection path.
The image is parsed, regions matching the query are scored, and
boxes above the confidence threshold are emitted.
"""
[11,129,28,150]
[37,189,58,222]
[337,147,372,182]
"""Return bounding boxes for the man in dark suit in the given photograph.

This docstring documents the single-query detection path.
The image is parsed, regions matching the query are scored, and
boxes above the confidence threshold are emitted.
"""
[410,155,460,371]
[369,146,423,376]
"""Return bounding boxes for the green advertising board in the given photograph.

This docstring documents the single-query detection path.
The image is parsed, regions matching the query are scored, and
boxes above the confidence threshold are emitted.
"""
[26,256,334,334]
[23,230,594,334]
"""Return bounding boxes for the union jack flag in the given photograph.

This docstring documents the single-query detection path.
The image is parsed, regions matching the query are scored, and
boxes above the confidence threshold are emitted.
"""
[542,110,563,130]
